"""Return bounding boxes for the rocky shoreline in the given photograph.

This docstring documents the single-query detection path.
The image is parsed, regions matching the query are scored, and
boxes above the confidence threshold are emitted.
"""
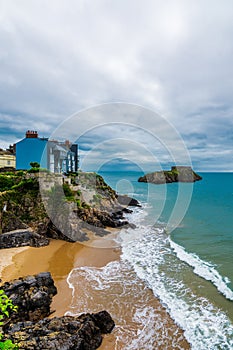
[0,229,50,249]
[0,172,140,350]
[1,272,115,349]
[0,171,140,349]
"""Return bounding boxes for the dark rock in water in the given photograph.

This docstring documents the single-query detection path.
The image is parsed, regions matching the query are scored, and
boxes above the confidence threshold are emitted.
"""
[90,310,115,334]
[0,229,50,249]
[5,311,115,350]
[138,166,202,184]
[1,272,57,324]
[74,207,129,230]
[122,208,133,214]
[117,195,141,207]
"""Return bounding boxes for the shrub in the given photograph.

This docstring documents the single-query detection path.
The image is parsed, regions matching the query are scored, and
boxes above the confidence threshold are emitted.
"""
[0,289,18,349]
[76,199,81,207]
[0,338,18,349]
[27,167,39,173]
[62,183,74,201]
[16,170,24,176]
[29,162,40,168]
[11,178,39,192]
[0,176,16,192]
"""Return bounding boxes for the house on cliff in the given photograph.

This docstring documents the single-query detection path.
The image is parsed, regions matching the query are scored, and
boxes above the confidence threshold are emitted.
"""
[15,130,78,173]
[0,148,16,169]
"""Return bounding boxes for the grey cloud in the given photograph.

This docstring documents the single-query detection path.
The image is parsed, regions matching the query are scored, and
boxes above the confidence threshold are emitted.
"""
[0,1,233,170]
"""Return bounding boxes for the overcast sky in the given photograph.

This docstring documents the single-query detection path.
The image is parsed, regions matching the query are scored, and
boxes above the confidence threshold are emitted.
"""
[0,0,233,171]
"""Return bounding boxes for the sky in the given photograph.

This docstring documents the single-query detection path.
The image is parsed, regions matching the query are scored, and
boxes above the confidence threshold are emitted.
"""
[0,0,233,171]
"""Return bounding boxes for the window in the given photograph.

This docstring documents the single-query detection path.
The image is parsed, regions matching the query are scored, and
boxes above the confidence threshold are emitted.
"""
[7,160,11,165]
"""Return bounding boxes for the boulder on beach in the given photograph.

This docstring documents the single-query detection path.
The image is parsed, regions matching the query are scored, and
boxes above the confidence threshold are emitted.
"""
[1,272,57,323]
[0,229,50,249]
[5,311,115,350]
[1,272,115,350]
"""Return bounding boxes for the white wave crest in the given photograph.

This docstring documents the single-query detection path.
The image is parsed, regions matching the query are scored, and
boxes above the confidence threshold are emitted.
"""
[169,239,233,301]
[120,222,233,350]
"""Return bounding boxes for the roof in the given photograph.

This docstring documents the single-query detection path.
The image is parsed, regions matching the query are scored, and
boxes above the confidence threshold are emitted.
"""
[0,149,14,156]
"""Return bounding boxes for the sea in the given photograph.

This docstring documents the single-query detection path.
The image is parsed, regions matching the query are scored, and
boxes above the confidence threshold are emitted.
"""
[66,172,233,349]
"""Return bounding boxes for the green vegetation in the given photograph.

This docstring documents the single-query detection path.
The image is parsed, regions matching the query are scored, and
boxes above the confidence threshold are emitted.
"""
[165,168,179,176]
[0,171,41,193]
[11,178,39,192]
[76,199,81,207]
[0,290,18,349]
[0,174,45,232]
[0,290,17,322]
[27,162,40,173]
[81,202,91,209]
[62,183,75,201]
[0,176,15,192]
[27,162,49,174]
[171,168,179,175]
[16,171,24,176]
[92,193,102,205]
[0,339,18,349]
[30,162,40,169]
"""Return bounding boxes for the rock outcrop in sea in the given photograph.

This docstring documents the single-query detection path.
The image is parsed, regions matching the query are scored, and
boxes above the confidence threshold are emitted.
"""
[138,166,202,184]
[1,272,115,349]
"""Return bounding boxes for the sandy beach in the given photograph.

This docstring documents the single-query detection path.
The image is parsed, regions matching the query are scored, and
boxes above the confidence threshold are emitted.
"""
[0,239,190,349]
[1,239,120,315]
[0,246,29,280]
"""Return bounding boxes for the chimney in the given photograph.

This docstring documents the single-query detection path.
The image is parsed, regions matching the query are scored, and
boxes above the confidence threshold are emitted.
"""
[65,140,71,148]
[26,130,38,138]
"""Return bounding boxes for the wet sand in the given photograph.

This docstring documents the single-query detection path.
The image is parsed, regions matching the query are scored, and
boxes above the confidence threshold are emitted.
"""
[1,239,120,317]
[0,239,190,349]
[0,246,28,280]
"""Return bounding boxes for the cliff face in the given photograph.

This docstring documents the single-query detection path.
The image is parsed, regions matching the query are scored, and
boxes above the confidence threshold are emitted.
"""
[0,174,48,234]
[0,171,139,246]
[138,166,202,184]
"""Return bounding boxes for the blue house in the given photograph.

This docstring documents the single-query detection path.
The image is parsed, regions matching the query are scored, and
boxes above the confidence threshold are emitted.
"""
[16,130,78,173]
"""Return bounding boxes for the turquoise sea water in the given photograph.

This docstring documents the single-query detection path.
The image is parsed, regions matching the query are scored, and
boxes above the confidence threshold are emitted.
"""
[69,171,233,349]
[102,172,233,346]
[170,173,233,291]
[102,172,233,288]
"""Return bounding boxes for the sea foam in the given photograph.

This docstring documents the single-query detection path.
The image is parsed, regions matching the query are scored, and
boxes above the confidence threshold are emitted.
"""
[169,239,233,301]
[66,260,189,349]
[120,212,233,350]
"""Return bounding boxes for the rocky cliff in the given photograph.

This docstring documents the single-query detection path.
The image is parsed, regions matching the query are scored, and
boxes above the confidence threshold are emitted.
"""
[138,166,202,184]
[0,171,140,247]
